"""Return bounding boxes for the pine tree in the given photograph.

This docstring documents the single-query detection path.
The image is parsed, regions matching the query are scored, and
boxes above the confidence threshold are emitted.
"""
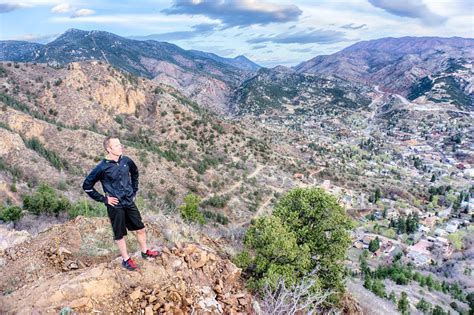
[398,291,409,314]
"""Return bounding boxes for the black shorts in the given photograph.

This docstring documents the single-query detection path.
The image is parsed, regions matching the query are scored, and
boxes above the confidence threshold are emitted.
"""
[107,203,145,240]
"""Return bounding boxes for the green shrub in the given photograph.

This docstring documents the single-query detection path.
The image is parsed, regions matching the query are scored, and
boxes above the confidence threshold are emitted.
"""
[24,137,68,170]
[68,200,107,218]
[179,193,205,224]
[273,188,353,302]
[201,195,229,208]
[23,183,71,215]
[0,205,23,222]
[234,216,312,291]
[114,115,124,126]
[416,298,432,314]
[202,210,229,225]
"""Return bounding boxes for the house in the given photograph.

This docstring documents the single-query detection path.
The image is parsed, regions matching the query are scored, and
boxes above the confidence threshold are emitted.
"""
[434,228,447,237]
[434,237,453,257]
[418,225,431,233]
[438,208,451,219]
[407,240,432,266]
[435,237,449,247]
[464,168,474,179]
[445,222,459,234]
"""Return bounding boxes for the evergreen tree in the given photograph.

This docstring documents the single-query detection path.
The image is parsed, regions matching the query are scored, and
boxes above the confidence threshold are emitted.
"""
[374,188,382,202]
[416,298,431,314]
[398,291,410,315]
[369,237,381,253]
[273,187,353,303]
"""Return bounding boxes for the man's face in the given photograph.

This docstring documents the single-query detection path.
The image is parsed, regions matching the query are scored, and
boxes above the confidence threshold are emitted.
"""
[107,138,123,156]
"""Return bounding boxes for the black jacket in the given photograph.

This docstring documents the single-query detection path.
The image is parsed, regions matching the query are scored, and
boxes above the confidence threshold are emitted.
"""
[82,155,139,207]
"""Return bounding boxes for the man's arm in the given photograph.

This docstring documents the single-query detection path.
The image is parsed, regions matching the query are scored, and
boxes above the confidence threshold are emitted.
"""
[128,158,139,196]
[82,163,107,203]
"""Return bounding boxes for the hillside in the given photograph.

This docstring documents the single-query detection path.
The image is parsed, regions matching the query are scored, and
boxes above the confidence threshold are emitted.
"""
[295,37,474,104]
[231,66,373,116]
[0,60,311,226]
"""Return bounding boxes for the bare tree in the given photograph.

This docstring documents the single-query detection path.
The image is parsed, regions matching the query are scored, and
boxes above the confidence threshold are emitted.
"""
[260,275,333,315]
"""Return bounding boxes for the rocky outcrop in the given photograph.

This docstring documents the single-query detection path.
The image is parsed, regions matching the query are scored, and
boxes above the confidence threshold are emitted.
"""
[0,216,254,314]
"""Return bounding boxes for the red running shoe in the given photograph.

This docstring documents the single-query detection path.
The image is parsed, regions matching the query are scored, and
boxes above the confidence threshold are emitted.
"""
[141,249,159,259]
[122,257,138,271]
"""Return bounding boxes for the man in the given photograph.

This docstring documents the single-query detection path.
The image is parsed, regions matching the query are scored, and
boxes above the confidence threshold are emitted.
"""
[82,136,158,270]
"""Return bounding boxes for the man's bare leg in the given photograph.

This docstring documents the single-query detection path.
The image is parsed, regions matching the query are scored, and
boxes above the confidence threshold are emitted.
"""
[116,238,130,260]
[136,228,147,253]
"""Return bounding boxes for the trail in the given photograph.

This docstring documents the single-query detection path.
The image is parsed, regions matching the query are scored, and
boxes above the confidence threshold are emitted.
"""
[202,163,265,201]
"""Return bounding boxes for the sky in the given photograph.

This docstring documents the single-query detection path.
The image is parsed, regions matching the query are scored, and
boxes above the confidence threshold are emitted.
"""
[0,0,473,67]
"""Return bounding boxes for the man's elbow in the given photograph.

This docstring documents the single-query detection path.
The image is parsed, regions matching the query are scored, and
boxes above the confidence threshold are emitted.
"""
[82,181,92,192]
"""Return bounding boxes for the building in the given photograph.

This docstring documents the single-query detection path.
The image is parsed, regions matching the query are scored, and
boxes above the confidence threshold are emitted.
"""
[445,223,458,234]
[407,240,432,266]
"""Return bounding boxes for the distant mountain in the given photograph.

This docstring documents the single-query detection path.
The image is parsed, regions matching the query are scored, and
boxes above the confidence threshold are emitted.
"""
[231,66,372,116]
[189,50,261,71]
[0,29,253,81]
[0,29,262,112]
[294,37,474,100]
[0,41,43,62]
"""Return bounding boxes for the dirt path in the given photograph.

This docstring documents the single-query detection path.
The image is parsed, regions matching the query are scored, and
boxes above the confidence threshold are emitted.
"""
[255,195,273,217]
[202,163,265,201]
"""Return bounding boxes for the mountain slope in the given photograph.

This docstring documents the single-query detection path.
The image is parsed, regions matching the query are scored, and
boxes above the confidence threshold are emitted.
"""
[295,37,474,104]
[0,29,260,113]
[0,41,43,62]
[189,50,261,71]
[0,60,308,225]
[231,66,373,116]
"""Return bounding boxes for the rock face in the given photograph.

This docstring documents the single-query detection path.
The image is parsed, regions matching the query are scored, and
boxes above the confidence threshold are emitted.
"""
[0,216,254,314]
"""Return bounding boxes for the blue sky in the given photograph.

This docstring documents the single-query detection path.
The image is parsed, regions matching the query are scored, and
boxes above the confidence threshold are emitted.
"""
[1,0,473,67]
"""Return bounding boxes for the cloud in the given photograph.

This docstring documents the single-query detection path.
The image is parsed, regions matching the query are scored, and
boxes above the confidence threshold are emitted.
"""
[71,8,94,18]
[247,29,347,44]
[51,3,71,13]
[0,3,28,13]
[11,33,58,43]
[368,0,447,25]
[162,0,302,28]
[290,47,313,53]
[341,23,367,30]
[131,23,219,41]
[252,44,267,49]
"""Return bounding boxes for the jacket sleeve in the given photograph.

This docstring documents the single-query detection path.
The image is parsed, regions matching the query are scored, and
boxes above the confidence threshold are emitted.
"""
[128,158,139,195]
[82,163,107,203]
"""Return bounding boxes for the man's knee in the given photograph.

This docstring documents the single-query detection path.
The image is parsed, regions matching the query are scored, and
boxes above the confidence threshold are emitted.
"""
[136,228,146,235]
